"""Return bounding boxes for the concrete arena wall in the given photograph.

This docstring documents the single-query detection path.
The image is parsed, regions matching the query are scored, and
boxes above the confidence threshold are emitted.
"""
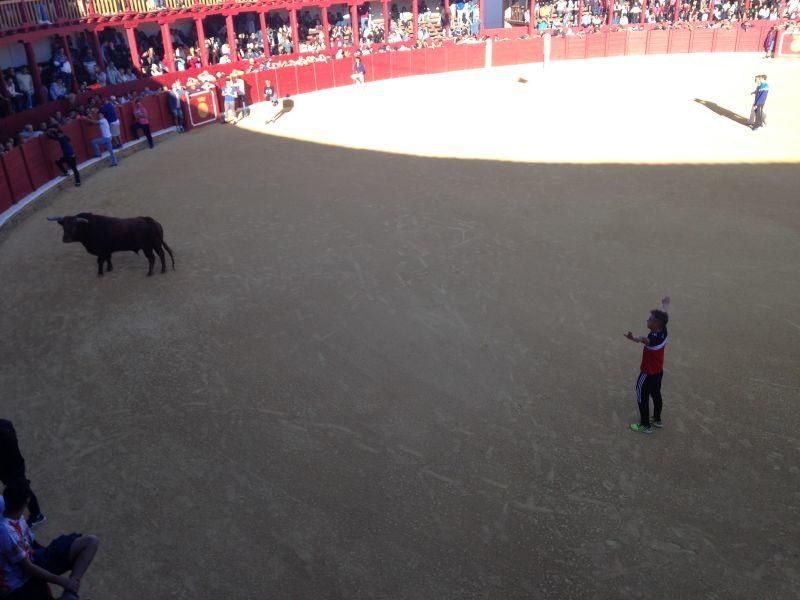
[0,23,780,227]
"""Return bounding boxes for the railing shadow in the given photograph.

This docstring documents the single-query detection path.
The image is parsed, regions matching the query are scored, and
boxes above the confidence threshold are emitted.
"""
[694,98,751,127]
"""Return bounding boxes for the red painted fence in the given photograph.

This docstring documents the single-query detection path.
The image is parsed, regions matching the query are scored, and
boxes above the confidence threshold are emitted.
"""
[0,23,782,220]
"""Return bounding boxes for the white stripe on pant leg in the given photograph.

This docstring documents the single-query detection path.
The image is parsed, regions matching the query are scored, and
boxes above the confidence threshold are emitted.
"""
[636,373,647,405]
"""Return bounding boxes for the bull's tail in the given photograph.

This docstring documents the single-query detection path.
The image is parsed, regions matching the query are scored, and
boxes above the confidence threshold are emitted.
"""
[162,240,175,270]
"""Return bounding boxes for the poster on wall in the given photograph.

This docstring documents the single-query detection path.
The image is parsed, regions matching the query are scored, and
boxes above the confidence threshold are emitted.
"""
[777,32,800,58]
[187,90,219,127]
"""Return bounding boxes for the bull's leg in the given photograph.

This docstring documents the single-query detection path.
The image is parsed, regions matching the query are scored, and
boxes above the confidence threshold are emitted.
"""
[155,245,166,273]
[143,247,156,276]
[106,256,113,272]
[96,256,105,277]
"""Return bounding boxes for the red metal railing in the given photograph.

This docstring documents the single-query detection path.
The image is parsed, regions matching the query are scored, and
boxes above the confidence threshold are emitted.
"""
[0,0,84,30]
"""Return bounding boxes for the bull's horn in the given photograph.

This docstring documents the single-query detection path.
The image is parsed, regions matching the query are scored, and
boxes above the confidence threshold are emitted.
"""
[75,218,89,224]
[46,216,63,222]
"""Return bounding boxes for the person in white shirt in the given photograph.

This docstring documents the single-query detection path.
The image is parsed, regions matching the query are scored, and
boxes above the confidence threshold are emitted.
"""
[82,108,118,166]
[15,67,34,110]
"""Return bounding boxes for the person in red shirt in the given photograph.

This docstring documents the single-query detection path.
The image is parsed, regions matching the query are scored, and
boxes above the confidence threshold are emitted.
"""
[625,296,670,434]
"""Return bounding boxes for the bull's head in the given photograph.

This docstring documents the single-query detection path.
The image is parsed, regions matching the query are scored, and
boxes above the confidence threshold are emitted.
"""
[47,215,89,243]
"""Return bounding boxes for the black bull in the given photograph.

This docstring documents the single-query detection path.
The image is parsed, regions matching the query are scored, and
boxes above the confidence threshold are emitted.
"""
[47,213,175,277]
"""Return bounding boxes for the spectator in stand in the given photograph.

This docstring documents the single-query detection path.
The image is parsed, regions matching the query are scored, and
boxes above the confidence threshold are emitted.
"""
[82,49,98,82]
[4,77,24,113]
[46,126,81,186]
[52,48,73,90]
[0,420,45,529]
[1,479,100,600]
[48,78,72,103]
[82,107,118,167]
[106,62,123,85]
[187,47,202,69]
[14,67,34,110]
[130,98,154,149]
[98,95,122,149]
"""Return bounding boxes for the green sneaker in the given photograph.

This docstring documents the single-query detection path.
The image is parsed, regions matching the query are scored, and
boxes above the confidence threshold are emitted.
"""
[651,420,664,428]
[630,423,654,434]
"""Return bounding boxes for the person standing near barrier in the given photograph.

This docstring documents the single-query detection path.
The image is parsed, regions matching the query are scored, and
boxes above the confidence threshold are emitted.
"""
[0,420,45,529]
[98,96,122,149]
[749,74,769,130]
[625,296,671,434]
[222,79,238,123]
[83,108,118,167]
[130,99,154,149]
[165,84,185,133]
[231,71,248,119]
[351,57,366,85]
[46,127,80,187]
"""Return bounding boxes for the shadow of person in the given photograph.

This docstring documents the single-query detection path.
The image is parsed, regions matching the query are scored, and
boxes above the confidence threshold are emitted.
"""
[694,99,751,127]
[267,97,295,124]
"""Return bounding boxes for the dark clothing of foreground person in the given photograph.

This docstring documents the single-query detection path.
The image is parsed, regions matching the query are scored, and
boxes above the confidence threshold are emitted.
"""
[0,421,44,528]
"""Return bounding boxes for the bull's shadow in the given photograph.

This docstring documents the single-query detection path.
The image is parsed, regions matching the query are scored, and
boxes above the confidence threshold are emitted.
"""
[694,98,751,127]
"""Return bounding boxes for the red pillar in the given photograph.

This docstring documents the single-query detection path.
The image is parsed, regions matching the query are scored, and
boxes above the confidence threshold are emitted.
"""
[160,22,175,71]
[744,0,751,17]
[125,26,142,70]
[350,4,359,46]
[412,0,419,40]
[289,7,300,53]
[321,7,331,48]
[86,0,96,15]
[24,41,45,105]
[577,0,584,27]
[707,0,714,21]
[443,0,450,35]
[195,17,208,66]
[61,34,80,94]
[226,14,237,60]
[478,0,484,34]
[778,0,786,17]
[607,0,613,24]
[258,11,269,55]
[673,0,680,21]
[91,29,105,69]
[639,0,646,23]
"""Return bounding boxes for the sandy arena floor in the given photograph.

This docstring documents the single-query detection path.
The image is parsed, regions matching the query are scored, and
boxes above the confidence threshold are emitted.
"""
[1,53,799,600]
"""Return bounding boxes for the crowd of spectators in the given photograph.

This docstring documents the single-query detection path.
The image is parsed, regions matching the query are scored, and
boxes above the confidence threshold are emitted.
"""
[514,0,798,27]
[0,84,183,161]
[0,1,796,152]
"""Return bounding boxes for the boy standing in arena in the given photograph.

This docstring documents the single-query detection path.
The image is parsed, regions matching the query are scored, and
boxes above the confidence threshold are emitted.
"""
[749,74,769,130]
[625,296,671,434]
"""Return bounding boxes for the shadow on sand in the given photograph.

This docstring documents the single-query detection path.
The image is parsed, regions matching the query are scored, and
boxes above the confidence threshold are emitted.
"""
[694,98,752,127]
